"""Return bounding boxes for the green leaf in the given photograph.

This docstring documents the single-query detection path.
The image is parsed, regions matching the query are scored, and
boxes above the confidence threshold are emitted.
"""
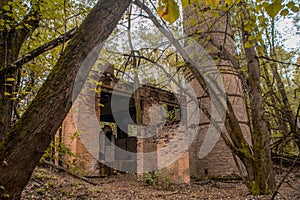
[2,5,10,11]
[265,0,284,19]
[4,92,11,96]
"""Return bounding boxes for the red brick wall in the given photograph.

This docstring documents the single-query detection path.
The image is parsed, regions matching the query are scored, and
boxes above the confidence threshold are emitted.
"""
[60,72,251,180]
[61,110,98,176]
[188,70,251,178]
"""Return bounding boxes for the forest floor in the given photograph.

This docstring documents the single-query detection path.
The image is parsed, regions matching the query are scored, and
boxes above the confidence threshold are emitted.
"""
[22,165,300,200]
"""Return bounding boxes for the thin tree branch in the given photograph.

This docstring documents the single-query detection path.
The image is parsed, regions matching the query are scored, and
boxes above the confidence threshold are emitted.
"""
[259,56,300,68]
[271,154,300,199]
[1,27,78,73]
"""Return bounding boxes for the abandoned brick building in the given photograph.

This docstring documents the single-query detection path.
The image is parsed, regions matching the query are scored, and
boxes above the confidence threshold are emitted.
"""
[58,65,251,183]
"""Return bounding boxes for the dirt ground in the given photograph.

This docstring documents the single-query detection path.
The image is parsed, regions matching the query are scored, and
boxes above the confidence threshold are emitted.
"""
[22,166,300,200]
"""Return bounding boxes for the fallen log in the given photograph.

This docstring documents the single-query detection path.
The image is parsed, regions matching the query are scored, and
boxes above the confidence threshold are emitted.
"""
[40,160,99,186]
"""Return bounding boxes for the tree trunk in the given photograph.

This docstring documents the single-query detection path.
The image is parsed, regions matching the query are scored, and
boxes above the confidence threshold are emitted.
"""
[0,1,15,139]
[0,0,40,140]
[0,32,23,140]
[241,10,276,195]
[0,0,131,198]
[271,64,300,147]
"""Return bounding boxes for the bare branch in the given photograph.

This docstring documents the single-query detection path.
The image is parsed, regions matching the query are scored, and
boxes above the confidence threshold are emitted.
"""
[259,56,300,68]
[271,154,299,200]
[40,160,99,186]
[0,27,78,73]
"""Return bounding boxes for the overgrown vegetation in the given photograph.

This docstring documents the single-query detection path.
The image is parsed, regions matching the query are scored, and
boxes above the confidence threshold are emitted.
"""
[0,0,299,198]
[41,131,87,176]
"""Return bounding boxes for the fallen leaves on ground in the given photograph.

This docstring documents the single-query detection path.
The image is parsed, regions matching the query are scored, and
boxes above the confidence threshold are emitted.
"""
[22,166,300,199]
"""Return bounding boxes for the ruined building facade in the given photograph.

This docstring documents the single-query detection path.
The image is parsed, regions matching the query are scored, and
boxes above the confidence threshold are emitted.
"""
[57,62,251,183]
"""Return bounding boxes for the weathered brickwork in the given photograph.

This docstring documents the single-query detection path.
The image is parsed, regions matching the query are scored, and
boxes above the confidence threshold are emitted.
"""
[59,66,251,182]
[60,110,99,175]
[59,2,252,182]
[187,69,251,178]
[182,3,252,178]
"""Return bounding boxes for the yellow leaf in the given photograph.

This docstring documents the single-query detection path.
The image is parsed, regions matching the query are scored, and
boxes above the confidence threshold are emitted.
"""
[212,11,219,18]
[257,46,264,54]
[244,41,252,48]
[4,92,11,96]
[225,0,233,5]
[205,0,220,6]
[248,35,256,41]
[157,0,180,24]
[265,0,283,19]
[6,77,15,82]
[181,0,198,8]
[3,5,10,11]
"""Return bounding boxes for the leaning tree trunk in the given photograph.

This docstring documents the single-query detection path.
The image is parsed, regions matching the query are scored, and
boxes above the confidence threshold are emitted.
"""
[0,0,131,199]
[183,2,254,180]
